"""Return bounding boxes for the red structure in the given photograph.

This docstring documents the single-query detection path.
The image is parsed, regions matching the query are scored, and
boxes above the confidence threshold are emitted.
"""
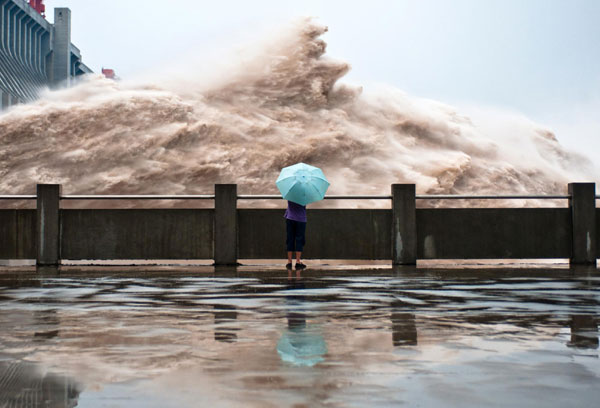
[102,68,116,79]
[28,0,46,17]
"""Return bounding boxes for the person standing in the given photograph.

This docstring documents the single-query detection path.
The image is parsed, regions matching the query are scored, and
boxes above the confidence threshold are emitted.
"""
[276,162,329,269]
[285,200,307,269]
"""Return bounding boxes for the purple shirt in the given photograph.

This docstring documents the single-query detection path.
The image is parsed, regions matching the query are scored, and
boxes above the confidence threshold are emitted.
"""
[284,201,307,222]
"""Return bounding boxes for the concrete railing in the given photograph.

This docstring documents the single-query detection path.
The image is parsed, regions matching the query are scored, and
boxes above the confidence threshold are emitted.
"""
[0,183,597,267]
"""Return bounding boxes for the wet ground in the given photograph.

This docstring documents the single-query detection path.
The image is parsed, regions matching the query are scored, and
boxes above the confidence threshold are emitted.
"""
[0,265,598,407]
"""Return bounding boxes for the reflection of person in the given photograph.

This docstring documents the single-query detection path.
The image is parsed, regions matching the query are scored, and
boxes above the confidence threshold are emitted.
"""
[285,200,307,269]
[286,270,306,329]
[276,272,327,366]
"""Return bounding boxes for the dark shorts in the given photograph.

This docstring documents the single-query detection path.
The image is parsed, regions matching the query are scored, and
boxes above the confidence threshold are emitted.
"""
[286,219,306,252]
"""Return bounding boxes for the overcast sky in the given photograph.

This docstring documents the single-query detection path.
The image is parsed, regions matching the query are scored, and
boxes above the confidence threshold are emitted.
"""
[43,0,600,162]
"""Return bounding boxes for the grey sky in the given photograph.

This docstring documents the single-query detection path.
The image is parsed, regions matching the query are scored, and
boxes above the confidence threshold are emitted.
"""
[43,0,600,162]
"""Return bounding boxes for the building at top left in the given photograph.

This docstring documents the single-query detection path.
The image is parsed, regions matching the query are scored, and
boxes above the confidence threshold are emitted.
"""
[0,0,92,110]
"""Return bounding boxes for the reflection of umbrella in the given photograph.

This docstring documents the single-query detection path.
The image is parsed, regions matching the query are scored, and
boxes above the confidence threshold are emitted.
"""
[276,327,327,367]
[276,163,330,206]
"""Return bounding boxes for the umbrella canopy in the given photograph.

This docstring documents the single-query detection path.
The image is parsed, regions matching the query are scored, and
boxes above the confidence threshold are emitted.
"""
[276,327,328,367]
[276,163,330,206]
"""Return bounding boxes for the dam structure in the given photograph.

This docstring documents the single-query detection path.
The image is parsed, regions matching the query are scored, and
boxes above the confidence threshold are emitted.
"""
[0,0,91,110]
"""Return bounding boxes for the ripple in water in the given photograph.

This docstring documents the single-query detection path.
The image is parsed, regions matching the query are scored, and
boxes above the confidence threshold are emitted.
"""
[0,267,598,407]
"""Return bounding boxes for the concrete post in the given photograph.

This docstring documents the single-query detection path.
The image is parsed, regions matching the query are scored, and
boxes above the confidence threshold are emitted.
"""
[214,184,238,265]
[568,183,596,266]
[36,184,61,265]
[392,184,417,265]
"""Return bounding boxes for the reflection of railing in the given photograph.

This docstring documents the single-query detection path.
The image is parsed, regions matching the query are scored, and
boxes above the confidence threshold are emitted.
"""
[0,183,597,267]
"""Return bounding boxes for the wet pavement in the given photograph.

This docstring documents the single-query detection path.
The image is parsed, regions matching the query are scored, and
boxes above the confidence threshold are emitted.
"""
[0,265,598,407]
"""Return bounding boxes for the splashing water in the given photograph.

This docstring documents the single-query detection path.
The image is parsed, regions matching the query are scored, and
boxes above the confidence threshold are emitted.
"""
[0,19,596,207]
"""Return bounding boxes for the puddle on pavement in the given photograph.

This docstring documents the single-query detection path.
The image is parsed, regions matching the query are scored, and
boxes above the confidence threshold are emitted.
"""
[0,267,598,407]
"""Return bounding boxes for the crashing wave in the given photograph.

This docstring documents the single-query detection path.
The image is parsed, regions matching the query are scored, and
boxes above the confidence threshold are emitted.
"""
[0,19,596,207]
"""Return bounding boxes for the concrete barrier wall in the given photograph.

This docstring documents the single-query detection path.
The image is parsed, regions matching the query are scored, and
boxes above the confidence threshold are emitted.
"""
[239,208,573,260]
[416,208,572,259]
[61,209,213,260]
[0,210,36,259]
[239,209,392,259]
[0,207,587,262]
[1,183,595,265]
[597,209,600,255]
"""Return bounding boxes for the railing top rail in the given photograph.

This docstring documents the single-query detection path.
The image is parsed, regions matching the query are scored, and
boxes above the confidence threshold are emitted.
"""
[237,195,392,199]
[60,195,215,200]
[416,194,571,200]
[242,195,572,200]
[0,195,37,200]
[0,194,586,200]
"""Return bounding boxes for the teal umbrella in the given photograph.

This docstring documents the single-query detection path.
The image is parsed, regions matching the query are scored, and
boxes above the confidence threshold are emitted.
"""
[276,163,330,206]
[277,327,328,367]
